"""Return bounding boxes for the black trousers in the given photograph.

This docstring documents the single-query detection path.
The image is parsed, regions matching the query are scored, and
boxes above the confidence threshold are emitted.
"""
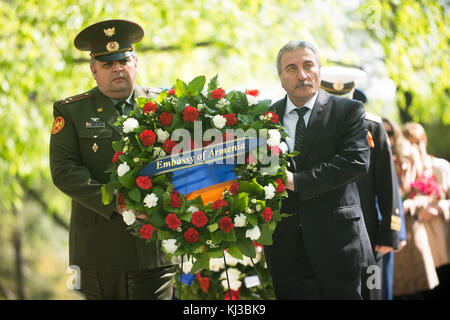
[269,228,362,300]
[361,253,383,300]
[80,265,177,300]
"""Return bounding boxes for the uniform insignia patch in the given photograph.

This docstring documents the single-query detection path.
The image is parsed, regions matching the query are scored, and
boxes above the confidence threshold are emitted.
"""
[92,143,99,153]
[390,215,401,231]
[367,131,375,148]
[52,116,65,134]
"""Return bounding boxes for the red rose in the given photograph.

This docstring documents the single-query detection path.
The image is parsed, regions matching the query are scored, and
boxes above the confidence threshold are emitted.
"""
[139,129,157,146]
[264,111,279,123]
[223,113,238,126]
[183,106,199,123]
[118,192,126,210]
[246,89,259,97]
[169,190,182,208]
[210,88,226,99]
[212,199,228,210]
[184,227,199,243]
[140,224,154,240]
[275,178,285,193]
[166,213,181,230]
[219,216,234,233]
[136,176,152,190]
[229,182,240,196]
[168,88,175,95]
[159,112,174,126]
[112,151,124,163]
[143,101,157,114]
[261,207,273,222]
[191,211,208,228]
[195,273,210,293]
[225,288,240,300]
[163,139,178,154]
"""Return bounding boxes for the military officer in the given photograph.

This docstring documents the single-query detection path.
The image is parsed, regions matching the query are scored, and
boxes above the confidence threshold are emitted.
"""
[320,66,401,300]
[49,19,175,299]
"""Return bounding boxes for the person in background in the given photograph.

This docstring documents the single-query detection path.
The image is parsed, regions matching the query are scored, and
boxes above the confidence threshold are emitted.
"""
[264,41,374,299]
[320,66,401,300]
[402,122,450,299]
[49,19,175,299]
[390,130,439,299]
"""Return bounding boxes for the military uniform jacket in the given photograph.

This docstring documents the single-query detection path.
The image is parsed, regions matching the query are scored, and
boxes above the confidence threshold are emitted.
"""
[357,113,401,255]
[49,85,172,272]
[264,90,375,279]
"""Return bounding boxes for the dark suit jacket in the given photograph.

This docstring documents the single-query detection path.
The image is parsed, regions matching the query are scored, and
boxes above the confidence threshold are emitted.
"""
[264,89,375,281]
[50,85,172,272]
[357,115,401,256]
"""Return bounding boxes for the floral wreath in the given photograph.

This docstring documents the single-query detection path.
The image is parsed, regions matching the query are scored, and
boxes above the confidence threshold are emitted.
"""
[102,75,293,272]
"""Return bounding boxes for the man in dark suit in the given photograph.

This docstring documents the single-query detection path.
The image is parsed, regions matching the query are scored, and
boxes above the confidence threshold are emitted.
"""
[320,67,401,300]
[49,19,175,299]
[264,40,374,299]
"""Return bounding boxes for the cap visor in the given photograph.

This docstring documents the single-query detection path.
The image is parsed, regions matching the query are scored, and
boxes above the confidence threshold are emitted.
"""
[95,51,132,62]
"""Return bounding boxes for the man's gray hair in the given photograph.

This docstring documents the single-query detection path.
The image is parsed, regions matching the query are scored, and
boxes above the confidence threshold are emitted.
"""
[276,40,321,74]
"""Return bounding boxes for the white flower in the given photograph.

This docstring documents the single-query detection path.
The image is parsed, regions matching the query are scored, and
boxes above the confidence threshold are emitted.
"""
[224,251,239,267]
[209,257,225,272]
[187,206,199,213]
[143,193,158,208]
[256,205,262,211]
[220,268,241,281]
[182,256,194,273]
[245,207,253,214]
[246,225,261,241]
[212,115,227,129]
[267,129,281,147]
[220,268,242,291]
[246,94,258,106]
[234,214,247,227]
[280,141,289,154]
[156,128,170,143]
[117,163,130,177]
[122,210,136,226]
[162,239,178,255]
[122,118,139,133]
[263,183,276,200]
[251,199,257,204]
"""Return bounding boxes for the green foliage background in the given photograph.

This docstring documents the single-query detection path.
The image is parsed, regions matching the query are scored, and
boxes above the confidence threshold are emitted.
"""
[0,0,448,299]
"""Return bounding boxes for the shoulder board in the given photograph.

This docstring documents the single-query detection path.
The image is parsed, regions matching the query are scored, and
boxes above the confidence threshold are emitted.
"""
[59,92,92,105]
[365,112,382,124]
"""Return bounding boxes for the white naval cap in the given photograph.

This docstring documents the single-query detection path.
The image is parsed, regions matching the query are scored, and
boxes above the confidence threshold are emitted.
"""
[320,66,366,95]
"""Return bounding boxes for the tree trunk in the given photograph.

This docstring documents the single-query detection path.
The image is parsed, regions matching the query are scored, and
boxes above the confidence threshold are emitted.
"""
[11,205,26,300]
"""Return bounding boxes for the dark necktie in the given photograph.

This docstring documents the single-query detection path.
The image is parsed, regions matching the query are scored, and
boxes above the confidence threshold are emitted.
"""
[116,101,133,116]
[294,107,308,163]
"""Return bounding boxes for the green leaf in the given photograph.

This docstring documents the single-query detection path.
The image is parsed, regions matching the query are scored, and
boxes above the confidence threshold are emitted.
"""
[135,96,152,107]
[247,214,258,226]
[149,208,166,228]
[231,192,248,212]
[211,229,224,244]
[207,74,219,92]
[152,174,166,186]
[101,182,114,205]
[204,248,224,258]
[223,229,236,242]
[128,188,141,203]
[207,223,219,232]
[118,171,135,189]
[227,246,243,260]
[175,96,190,114]
[175,79,189,98]
[251,99,271,116]
[191,253,210,273]
[188,75,206,96]
[112,140,125,152]
[257,224,273,245]
[156,90,169,104]
[237,238,256,258]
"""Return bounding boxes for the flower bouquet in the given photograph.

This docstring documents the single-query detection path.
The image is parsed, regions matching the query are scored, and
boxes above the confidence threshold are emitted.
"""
[102,75,293,273]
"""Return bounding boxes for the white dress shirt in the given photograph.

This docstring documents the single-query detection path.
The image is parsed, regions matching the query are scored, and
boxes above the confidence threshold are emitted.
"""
[283,92,318,153]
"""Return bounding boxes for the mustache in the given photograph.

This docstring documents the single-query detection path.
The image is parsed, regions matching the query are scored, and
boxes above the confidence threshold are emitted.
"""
[295,80,313,88]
